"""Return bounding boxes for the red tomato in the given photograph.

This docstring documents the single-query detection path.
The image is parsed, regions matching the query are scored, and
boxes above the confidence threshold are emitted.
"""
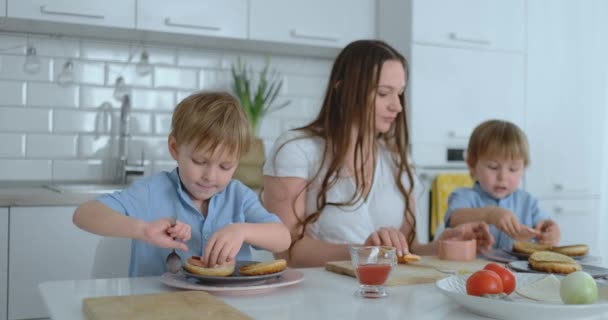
[466,270,504,296]
[484,263,516,295]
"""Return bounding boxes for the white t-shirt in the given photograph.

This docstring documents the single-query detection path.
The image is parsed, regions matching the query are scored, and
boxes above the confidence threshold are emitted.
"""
[263,130,411,244]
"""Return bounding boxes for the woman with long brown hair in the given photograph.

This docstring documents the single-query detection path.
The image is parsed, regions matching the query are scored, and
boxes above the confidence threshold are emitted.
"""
[263,40,493,267]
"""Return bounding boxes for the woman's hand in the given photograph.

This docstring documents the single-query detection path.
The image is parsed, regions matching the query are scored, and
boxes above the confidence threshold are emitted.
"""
[535,220,560,246]
[440,222,495,252]
[364,227,409,257]
[141,218,190,251]
[203,224,245,267]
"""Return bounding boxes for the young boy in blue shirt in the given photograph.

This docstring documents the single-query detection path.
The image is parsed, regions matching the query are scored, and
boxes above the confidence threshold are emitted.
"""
[444,119,560,250]
[73,91,291,277]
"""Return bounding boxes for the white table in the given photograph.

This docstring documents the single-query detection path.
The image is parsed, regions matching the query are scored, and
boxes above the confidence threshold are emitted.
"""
[39,268,607,320]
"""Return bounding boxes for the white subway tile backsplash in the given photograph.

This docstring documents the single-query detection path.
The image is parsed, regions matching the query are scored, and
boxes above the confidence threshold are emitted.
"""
[0,134,25,157]
[142,46,177,65]
[0,55,52,82]
[52,59,105,85]
[26,134,78,158]
[27,82,79,107]
[199,69,231,90]
[129,113,154,134]
[154,113,173,135]
[0,107,50,132]
[31,35,80,58]
[52,159,107,181]
[80,86,116,108]
[132,89,175,110]
[0,34,27,54]
[81,40,131,62]
[0,81,26,106]
[53,109,98,133]
[129,137,172,160]
[178,49,222,68]
[283,74,327,98]
[79,135,115,158]
[0,159,52,180]
[154,66,198,90]
[0,32,332,182]
[107,63,153,88]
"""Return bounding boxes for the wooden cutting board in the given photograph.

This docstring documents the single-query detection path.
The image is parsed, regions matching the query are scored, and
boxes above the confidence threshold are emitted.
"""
[83,291,252,320]
[326,256,491,286]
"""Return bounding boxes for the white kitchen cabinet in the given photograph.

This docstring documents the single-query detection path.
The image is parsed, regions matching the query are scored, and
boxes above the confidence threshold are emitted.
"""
[525,0,606,199]
[137,0,247,39]
[1,0,6,17]
[0,208,7,320]
[539,198,599,253]
[249,0,376,48]
[7,206,129,320]
[411,0,525,52]
[409,44,525,166]
[7,0,135,28]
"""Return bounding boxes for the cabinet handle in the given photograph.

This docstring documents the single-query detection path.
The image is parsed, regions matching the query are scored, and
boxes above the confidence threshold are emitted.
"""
[448,32,491,45]
[553,183,587,194]
[164,18,221,31]
[290,30,338,42]
[553,207,586,215]
[40,5,105,20]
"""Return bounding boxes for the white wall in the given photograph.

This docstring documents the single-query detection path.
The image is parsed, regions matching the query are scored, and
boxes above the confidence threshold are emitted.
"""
[0,32,330,182]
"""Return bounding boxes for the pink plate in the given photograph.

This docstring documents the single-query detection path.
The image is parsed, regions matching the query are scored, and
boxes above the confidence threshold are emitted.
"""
[160,269,304,296]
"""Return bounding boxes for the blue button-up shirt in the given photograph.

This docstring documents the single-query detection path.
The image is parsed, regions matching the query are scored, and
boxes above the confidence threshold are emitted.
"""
[97,168,281,277]
[444,182,551,250]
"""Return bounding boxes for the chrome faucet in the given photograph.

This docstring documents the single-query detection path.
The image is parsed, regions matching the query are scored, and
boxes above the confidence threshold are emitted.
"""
[117,94,145,184]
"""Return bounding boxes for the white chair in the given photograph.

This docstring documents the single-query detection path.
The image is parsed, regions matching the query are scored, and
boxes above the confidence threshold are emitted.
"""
[90,237,131,278]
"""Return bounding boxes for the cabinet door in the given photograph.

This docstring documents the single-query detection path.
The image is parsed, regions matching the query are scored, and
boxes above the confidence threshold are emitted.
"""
[250,0,375,48]
[7,0,135,28]
[409,44,524,166]
[539,198,599,254]
[525,0,606,198]
[8,206,99,320]
[0,208,7,320]
[137,0,247,39]
[412,0,524,52]
[1,0,6,17]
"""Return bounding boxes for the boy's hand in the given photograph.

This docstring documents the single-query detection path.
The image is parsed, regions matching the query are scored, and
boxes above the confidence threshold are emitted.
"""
[488,207,538,240]
[203,223,245,267]
[441,222,495,252]
[364,227,409,257]
[141,218,189,251]
[535,220,560,245]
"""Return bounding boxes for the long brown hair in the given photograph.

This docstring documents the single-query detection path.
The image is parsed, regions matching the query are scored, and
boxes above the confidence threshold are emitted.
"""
[275,40,416,253]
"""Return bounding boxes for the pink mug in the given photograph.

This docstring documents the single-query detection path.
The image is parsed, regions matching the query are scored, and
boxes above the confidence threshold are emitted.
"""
[438,239,477,261]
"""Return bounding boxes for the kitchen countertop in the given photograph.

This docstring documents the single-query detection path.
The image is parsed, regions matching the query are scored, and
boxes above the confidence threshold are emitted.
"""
[0,181,102,207]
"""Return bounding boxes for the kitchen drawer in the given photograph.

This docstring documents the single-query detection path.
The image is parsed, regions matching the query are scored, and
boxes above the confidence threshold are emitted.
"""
[137,0,247,39]
[412,0,525,52]
[250,0,375,48]
[7,0,135,28]
[538,198,599,254]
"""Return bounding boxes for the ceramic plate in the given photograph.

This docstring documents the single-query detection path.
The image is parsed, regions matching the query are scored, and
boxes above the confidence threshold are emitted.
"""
[501,249,589,261]
[161,268,304,296]
[508,260,608,278]
[181,260,285,284]
[436,273,608,320]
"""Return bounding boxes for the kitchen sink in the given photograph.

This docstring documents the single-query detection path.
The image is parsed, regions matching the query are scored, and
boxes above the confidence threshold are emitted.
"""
[43,183,127,194]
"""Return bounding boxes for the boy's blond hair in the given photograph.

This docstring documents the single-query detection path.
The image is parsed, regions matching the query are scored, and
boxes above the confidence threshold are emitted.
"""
[466,119,529,167]
[170,91,251,158]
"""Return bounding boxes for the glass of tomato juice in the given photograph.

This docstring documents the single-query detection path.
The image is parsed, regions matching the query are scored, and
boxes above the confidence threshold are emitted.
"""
[349,245,396,298]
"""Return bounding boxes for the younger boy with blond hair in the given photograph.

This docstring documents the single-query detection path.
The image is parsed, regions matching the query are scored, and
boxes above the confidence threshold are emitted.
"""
[73,91,290,276]
[444,119,560,250]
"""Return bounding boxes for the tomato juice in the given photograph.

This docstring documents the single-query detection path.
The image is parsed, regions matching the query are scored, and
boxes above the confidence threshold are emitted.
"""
[355,264,392,285]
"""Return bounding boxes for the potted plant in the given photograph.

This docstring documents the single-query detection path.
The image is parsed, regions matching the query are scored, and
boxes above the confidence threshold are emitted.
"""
[230,57,290,188]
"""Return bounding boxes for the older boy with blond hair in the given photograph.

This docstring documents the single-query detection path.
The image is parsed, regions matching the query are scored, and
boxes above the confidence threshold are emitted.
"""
[444,119,560,250]
[74,91,290,276]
